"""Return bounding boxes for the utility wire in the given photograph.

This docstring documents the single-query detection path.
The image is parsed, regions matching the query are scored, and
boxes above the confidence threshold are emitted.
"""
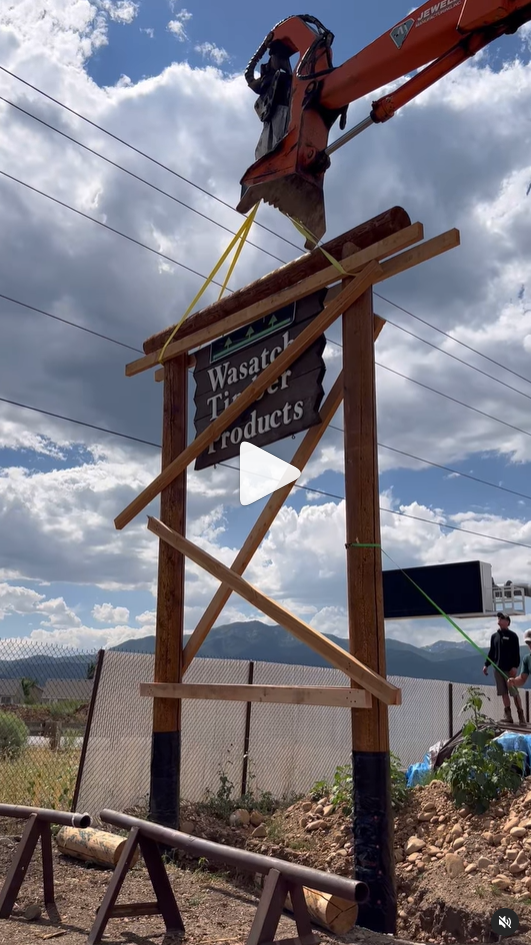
[4,285,531,501]
[0,170,228,290]
[0,64,302,254]
[2,392,531,551]
[3,62,530,400]
[375,291,531,389]
[377,362,531,441]
[0,93,285,266]
[328,424,531,503]
[0,291,143,353]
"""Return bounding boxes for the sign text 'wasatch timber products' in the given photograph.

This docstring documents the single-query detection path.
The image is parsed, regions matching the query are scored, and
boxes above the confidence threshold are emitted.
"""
[193,291,327,470]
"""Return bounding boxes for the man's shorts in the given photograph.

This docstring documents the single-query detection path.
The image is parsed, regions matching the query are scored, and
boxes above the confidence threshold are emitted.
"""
[494,669,517,697]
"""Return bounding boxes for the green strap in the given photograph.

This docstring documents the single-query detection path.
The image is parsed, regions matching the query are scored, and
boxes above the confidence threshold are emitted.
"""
[345,541,510,681]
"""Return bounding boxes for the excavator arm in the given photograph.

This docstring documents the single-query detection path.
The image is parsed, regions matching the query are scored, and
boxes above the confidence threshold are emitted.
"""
[237,0,531,244]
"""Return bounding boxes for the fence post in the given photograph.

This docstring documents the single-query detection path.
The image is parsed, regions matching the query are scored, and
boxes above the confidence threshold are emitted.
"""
[526,690,530,724]
[240,661,254,797]
[448,683,453,740]
[71,649,105,812]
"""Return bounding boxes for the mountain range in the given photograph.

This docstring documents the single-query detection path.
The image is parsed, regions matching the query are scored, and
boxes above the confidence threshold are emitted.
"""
[0,622,514,687]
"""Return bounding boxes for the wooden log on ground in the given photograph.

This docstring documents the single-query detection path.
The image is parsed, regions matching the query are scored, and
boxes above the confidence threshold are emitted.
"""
[55,827,140,868]
[142,207,411,354]
[254,875,358,934]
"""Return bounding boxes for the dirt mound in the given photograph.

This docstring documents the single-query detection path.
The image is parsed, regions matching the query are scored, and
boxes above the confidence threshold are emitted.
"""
[179,779,531,942]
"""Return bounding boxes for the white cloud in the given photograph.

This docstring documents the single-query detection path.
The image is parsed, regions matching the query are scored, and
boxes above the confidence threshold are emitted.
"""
[167,9,192,42]
[0,6,530,651]
[140,27,154,39]
[0,583,45,619]
[92,602,130,623]
[37,596,82,629]
[194,42,229,66]
[97,1,139,25]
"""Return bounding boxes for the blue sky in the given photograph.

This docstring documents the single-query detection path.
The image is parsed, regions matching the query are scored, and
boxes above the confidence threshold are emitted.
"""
[0,0,530,651]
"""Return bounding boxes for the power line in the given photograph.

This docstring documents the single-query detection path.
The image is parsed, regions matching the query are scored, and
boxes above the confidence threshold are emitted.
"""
[375,291,531,389]
[0,291,143,353]
[0,169,228,289]
[377,361,531,441]
[0,93,285,266]
[383,315,531,404]
[0,64,303,254]
[328,424,531,503]
[2,391,531,552]
[4,60,529,404]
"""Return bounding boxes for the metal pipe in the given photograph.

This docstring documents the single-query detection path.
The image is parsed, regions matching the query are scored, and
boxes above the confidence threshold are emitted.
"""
[100,809,368,903]
[0,805,91,829]
[325,114,374,156]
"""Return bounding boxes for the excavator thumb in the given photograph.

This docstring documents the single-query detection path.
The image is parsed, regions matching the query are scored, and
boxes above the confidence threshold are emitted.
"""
[236,16,339,248]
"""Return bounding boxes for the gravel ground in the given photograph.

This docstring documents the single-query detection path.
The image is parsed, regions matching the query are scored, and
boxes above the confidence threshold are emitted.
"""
[0,836,417,945]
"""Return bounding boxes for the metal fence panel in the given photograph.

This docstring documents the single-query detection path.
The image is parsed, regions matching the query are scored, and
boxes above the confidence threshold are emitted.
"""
[451,681,504,733]
[76,653,250,815]
[388,675,450,768]
[248,662,352,799]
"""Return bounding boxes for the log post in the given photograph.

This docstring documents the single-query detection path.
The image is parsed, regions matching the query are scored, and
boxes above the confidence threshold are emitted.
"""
[149,355,187,829]
[342,249,396,933]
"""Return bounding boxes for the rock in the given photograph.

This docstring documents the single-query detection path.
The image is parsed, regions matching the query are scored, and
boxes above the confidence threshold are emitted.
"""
[229,809,250,827]
[306,821,322,833]
[509,861,527,874]
[317,797,328,807]
[458,807,469,817]
[395,850,405,864]
[323,805,335,817]
[423,801,437,812]
[523,791,531,807]
[418,812,433,823]
[252,824,267,839]
[445,854,465,878]
[337,848,349,858]
[426,846,440,856]
[504,818,520,833]
[300,816,310,828]
[250,811,264,827]
[465,863,477,874]
[450,824,463,839]
[505,849,519,862]
[478,856,493,870]
[524,876,531,892]
[181,820,194,834]
[511,827,526,838]
[406,837,425,855]
[436,825,447,837]
[301,801,312,813]
[492,875,513,891]
[24,904,41,921]
[315,805,324,815]
[452,837,465,851]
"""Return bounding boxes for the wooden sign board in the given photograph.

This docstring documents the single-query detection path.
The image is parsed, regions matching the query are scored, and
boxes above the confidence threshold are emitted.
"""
[193,290,328,470]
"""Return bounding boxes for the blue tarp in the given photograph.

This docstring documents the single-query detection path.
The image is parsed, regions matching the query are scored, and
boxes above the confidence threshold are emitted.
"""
[405,732,531,787]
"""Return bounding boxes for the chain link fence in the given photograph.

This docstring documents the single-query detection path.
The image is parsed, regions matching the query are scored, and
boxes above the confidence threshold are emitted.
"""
[1,639,525,822]
[0,638,97,810]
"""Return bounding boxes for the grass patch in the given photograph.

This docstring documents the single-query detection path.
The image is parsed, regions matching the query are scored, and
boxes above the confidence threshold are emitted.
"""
[0,746,80,810]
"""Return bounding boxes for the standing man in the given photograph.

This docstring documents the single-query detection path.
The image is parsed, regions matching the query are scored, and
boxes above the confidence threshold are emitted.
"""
[483,613,525,726]
[508,629,531,706]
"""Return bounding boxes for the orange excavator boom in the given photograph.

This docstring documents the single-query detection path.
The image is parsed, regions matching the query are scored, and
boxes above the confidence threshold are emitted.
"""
[237,1,531,245]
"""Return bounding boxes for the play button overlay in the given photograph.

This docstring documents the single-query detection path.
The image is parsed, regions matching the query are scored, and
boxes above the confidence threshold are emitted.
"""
[239,443,300,506]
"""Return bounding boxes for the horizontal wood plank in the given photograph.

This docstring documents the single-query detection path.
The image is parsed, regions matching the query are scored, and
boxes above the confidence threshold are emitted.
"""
[139,683,372,708]
[142,208,411,354]
[126,225,422,376]
[147,517,401,707]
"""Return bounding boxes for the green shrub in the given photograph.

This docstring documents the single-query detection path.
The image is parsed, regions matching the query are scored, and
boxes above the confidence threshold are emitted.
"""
[0,712,29,759]
[438,686,525,813]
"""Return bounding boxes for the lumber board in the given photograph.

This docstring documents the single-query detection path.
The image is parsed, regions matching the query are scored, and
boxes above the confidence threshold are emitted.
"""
[376,228,460,283]
[182,315,386,673]
[147,517,402,707]
[126,225,421,376]
[142,207,411,354]
[139,683,372,708]
[115,264,381,529]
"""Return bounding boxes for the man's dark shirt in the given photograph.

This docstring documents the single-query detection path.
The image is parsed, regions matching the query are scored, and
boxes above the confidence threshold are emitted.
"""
[485,628,521,672]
